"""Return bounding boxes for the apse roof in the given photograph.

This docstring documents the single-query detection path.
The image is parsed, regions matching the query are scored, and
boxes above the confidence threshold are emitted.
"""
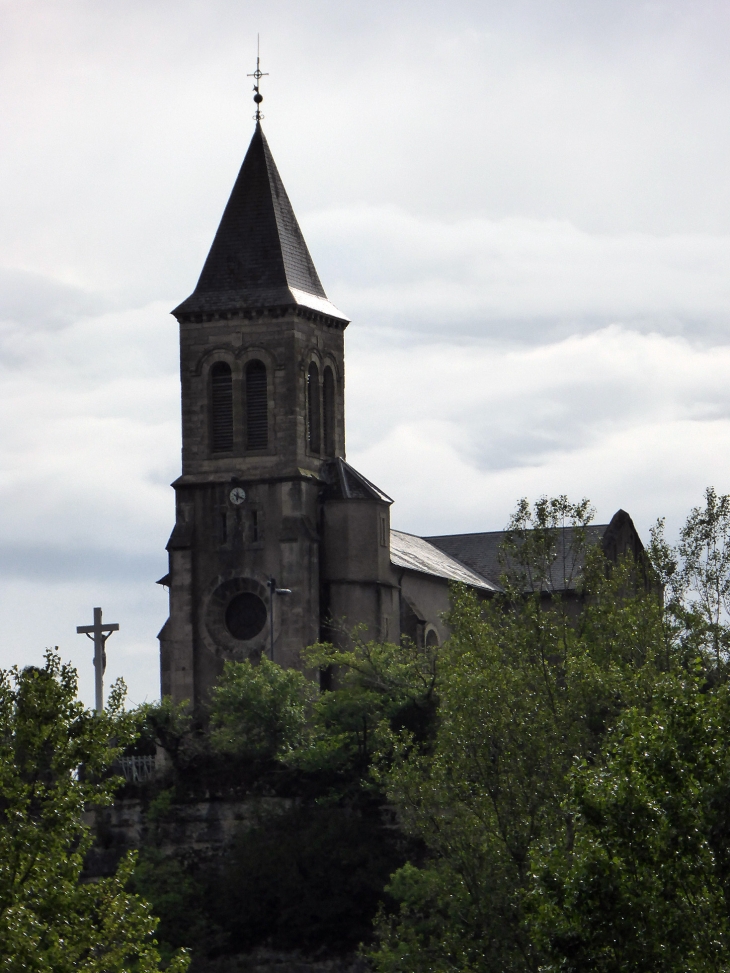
[173,123,347,323]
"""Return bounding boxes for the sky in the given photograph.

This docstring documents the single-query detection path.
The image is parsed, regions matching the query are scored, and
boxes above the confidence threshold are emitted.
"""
[1,0,730,707]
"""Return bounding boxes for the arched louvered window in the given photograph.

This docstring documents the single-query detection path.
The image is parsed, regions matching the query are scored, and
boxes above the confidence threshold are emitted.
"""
[323,366,335,457]
[245,359,268,450]
[307,362,321,454]
[210,361,233,452]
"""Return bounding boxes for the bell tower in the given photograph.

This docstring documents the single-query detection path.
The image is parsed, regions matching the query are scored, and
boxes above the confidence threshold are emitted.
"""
[158,116,349,708]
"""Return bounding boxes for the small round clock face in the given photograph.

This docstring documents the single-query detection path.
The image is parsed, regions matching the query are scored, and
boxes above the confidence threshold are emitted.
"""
[229,487,247,505]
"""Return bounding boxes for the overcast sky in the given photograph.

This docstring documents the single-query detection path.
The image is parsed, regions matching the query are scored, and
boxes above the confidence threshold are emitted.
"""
[2,0,730,707]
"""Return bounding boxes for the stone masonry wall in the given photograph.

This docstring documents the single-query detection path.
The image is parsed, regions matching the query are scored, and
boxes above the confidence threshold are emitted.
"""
[83,795,291,878]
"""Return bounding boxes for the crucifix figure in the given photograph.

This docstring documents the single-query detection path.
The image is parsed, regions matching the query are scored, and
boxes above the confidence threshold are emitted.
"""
[76,607,119,712]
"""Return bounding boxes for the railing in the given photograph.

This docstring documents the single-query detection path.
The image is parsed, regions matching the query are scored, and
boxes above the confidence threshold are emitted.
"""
[116,755,156,782]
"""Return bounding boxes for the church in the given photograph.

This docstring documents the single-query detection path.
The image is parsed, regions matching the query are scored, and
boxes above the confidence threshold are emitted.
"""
[158,113,643,709]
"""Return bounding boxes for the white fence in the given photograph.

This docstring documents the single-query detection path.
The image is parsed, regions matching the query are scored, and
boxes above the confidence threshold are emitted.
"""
[117,754,156,782]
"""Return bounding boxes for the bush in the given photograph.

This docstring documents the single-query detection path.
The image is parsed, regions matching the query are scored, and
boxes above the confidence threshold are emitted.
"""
[209,658,317,761]
[215,801,411,955]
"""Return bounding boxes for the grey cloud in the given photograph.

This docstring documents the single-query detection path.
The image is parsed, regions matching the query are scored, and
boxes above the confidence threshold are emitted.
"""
[0,267,106,329]
[345,328,730,527]
[0,545,164,583]
[307,209,730,342]
[0,0,729,706]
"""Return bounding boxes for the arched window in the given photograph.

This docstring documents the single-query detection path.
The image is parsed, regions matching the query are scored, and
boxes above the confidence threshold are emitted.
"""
[323,366,335,457]
[210,361,233,452]
[307,362,321,454]
[245,359,268,450]
[425,627,440,648]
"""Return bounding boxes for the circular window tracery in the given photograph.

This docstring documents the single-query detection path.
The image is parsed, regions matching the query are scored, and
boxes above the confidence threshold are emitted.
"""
[204,577,270,658]
[225,592,267,641]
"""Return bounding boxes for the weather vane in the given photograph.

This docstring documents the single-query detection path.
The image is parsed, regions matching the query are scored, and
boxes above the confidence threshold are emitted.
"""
[247,35,268,122]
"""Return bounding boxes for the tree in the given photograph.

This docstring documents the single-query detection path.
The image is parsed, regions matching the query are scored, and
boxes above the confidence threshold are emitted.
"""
[297,635,440,777]
[527,488,730,972]
[647,488,730,672]
[208,657,317,761]
[130,644,428,963]
[370,496,690,973]
[0,651,188,973]
[531,680,730,973]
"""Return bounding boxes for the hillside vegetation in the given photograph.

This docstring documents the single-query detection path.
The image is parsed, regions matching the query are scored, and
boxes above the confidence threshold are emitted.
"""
[4,491,730,973]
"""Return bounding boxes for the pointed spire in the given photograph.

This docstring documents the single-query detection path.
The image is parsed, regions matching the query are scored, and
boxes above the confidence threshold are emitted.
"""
[173,124,347,323]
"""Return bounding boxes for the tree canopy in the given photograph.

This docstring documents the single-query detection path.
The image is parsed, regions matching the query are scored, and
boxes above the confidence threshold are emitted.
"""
[370,490,730,973]
[0,651,188,973]
[17,488,730,972]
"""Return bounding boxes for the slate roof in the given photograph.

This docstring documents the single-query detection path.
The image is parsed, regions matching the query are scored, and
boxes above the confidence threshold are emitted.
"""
[173,123,348,323]
[425,524,610,591]
[390,530,499,592]
[322,458,393,503]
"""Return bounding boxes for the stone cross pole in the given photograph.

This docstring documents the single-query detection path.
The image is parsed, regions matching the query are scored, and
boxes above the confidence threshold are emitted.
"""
[76,607,119,713]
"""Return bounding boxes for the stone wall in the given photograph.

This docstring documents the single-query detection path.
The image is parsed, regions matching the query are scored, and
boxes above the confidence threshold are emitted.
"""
[83,794,291,878]
[84,794,373,972]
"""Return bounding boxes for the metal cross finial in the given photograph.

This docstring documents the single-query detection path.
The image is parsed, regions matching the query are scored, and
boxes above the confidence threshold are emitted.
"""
[247,35,268,122]
[76,607,119,712]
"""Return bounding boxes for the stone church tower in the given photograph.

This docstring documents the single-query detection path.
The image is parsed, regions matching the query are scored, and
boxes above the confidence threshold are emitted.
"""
[159,118,645,709]
[159,121,402,708]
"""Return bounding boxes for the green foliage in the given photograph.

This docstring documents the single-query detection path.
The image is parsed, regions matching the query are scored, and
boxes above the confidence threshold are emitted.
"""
[215,802,409,956]
[106,488,730,970]
[371,493,727,973]
[531,680,730,973]
[296,636,439,775]
[209,657,317,760]
[679,486,730,666]
[130,847,226,964]
[132,799,413,963]
[129,644,432,963]
[649,487,730,672]
[135,696,192,762]
[0,651,188,973]
[500,494,595,594]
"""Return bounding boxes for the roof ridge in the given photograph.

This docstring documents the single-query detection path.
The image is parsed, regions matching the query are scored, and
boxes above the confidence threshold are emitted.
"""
[425,524,610,541]
[257,124,287,299]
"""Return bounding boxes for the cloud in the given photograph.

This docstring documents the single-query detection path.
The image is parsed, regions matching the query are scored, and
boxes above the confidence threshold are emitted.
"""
[0,299,179,706]
[346,326,730,538]
[307,208,730,340]
[0,0,730,708]
[0,267,105,329]
[0,578,167,710]
[0,299,179,550]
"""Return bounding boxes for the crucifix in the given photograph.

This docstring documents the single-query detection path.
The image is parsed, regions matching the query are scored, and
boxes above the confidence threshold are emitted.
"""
[76,607,119,713]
